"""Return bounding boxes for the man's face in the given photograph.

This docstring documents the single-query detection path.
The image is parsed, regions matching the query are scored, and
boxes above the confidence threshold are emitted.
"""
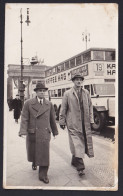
[73,77,83,88]
[36,89,46,99]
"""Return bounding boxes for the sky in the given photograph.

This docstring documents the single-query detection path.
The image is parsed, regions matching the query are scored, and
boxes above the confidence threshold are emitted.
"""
[5,3,118,68]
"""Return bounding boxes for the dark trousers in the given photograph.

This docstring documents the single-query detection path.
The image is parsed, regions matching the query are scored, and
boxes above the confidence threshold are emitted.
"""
[39,166,49,180]
[71,155,85,171]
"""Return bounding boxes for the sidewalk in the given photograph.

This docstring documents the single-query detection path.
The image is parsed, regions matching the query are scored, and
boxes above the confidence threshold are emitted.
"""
[3,109,116,190]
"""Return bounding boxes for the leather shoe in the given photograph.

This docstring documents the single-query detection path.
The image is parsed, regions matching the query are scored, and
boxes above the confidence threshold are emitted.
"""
[39,176,49,184]
[78,170,85,177]
[32,163,37,170]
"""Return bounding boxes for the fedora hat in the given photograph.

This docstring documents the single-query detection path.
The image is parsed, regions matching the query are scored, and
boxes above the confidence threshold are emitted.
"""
[71,73,84,81]
[34,83,48,91]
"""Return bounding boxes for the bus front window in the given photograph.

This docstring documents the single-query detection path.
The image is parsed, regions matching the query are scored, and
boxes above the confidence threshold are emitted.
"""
[94,84,115,96]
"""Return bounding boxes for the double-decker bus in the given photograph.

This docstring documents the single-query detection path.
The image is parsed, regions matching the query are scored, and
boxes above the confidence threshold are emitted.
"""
[45,48,116,131]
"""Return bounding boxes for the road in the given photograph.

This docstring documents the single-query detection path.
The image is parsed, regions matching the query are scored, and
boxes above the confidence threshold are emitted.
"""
[3,109,117,190]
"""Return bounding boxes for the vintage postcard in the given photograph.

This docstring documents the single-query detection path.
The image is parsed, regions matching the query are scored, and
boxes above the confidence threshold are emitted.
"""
[4,3,118,190]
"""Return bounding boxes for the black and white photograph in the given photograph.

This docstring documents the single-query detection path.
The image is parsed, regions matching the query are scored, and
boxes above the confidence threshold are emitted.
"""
[4,3,118,190]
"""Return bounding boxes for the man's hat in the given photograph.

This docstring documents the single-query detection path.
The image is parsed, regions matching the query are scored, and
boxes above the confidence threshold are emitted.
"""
[34,83,48,91]
[71,73,84,81]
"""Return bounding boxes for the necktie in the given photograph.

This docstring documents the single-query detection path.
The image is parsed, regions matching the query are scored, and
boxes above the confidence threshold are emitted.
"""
[40,99,42,105]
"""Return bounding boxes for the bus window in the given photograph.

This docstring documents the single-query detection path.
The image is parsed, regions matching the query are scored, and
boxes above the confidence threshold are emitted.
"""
[55,89,58,97]
[64,73,66,80]
[94,84,115,95]
[65,61,69,70]
[70,58,75,68]
[61,74,63,80]
[52,67,56,74]
[83,51,91,63]
[105,51,115,61]
[51,90,54,97]
[66,88,71,91]
[93,51,104,60]
[58,89,61,97]
[84,85,90,93]
[57,65,61,73]
[49,69,52,76]
[91,84,94,95]
[62,88,65,96]
[58,75,61,81]
[61,64,64,71]
[55,76,57,82]
[76,55,82,66]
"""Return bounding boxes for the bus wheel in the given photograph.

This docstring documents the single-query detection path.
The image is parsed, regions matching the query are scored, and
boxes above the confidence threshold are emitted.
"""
[92,110,106,132]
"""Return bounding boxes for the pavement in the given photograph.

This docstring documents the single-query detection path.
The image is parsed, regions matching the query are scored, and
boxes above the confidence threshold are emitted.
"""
[3,108,117,190]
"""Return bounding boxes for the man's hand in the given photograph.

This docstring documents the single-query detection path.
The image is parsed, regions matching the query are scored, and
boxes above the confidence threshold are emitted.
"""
[60,125,66,130]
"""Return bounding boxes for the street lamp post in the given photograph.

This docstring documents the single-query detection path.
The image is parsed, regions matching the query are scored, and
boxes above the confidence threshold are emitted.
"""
[82,30,90,50]
[19,8,31,106]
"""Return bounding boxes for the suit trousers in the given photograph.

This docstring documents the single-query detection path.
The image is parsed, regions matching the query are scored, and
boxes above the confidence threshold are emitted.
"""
[72,155,85,171]
[39,166,49,180]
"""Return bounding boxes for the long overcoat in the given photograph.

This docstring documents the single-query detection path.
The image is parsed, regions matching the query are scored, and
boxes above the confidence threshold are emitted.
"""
[12,98,22,119]
[19,97,58,166]
[59,87,94,158]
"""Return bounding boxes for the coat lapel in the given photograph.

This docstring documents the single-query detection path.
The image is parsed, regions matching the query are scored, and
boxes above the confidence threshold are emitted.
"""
[36,99,50,117]
[71,87,79,104]
[31,97,50,117]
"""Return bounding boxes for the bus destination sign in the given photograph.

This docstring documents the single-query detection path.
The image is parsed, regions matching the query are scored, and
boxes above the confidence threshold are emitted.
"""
[94,63,116,76]
[71,64,88,78]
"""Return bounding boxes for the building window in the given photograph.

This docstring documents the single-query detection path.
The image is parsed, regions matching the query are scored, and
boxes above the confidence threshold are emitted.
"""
[83,51,91,63]
[76,55,82,66]
[70,58,75,68]
[105,51,115,61]
[65,61,69,70]
[93,51,104,60]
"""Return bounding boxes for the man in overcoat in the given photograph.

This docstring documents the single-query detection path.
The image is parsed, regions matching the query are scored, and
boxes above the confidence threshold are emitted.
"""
[12,94,22,123]
[59,74,94,177]
[19,83,58,184]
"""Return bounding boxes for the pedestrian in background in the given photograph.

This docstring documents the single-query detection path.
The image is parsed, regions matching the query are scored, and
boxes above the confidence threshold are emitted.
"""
[19,83,58,184]
[59,74,94,177]
[12,94,22,123]
[7,96,13,111]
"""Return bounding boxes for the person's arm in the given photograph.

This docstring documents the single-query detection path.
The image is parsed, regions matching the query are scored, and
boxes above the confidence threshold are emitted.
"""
[87,92,94,124]
[50,102,58,137]
[59,92,68,129]
[19,101,29,136]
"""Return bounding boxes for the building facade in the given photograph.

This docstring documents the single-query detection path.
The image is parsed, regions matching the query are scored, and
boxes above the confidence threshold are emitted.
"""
[7,64,50,100]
